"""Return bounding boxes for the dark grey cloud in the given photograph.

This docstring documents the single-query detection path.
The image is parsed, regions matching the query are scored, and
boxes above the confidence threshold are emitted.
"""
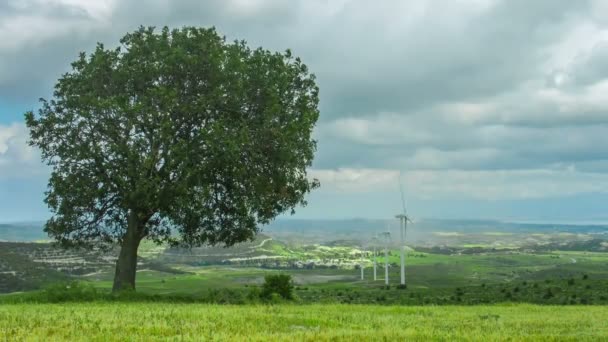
[310,0,590,118]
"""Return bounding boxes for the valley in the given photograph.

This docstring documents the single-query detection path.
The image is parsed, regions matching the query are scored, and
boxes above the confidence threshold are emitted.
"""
[1,219,607,306]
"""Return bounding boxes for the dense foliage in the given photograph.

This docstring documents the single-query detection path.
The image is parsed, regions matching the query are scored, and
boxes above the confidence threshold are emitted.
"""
[261,274,295,300]
[25,26,320,291]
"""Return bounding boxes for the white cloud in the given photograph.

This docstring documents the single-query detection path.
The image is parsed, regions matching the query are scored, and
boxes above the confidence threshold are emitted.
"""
[0,0,116,51]
[309,168,399,193]
[0,123,46,179]
[311,167,608,200]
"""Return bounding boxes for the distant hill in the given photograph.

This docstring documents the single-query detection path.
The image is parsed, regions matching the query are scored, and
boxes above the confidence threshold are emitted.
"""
[0,222,47,242]
[2,219,607,244]
[264,218,608,243]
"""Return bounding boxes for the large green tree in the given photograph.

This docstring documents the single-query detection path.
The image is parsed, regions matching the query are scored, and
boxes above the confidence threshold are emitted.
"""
[25,26,319,292]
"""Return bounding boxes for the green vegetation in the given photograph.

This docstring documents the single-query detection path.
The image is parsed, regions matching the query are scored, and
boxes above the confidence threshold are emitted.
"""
[261,274,295,301]
[1,221,607,310]
[1,224,607,340]
[25,25,320,292]
[2,235,608,305]
[1,303,606,341]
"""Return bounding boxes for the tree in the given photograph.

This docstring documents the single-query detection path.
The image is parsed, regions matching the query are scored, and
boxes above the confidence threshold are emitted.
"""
[25,26,320,292]
[261,274,294,300]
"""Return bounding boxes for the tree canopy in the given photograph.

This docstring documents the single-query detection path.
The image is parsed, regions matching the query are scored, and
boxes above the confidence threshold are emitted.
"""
[25,26,320,291]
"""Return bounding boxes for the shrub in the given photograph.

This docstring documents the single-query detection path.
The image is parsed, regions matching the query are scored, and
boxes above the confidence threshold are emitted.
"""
[204,288,246,304]
[42,281,99,302]
[261,274,294,300]
[246,286,262,303]
[267,292,284,304]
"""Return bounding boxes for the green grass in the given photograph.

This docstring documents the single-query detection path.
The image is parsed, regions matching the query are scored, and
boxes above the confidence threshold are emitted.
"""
[70,248,607,304]
[0,303,606,341]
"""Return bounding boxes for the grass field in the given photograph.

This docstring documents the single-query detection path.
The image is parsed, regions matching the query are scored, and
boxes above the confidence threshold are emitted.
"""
[67,248,606,306]
[1,229,607,341]
[0,303,606,341]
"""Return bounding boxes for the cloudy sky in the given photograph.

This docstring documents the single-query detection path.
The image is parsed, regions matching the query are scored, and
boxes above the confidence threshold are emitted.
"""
[1,0,608,223]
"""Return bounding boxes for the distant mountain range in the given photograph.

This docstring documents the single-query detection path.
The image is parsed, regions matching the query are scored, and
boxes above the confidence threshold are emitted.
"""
[2,219,607,242]
[265,218,608,243]
[0,222,48,241]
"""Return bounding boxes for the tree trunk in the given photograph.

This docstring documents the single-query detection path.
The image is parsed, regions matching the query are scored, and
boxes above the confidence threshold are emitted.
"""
[112,211,143,293]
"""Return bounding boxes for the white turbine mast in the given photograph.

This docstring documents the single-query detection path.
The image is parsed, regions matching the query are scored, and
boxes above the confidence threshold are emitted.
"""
[395,171,412,288]
[360,244,365,280]
[380,230,391,286]
[371,235,379,281]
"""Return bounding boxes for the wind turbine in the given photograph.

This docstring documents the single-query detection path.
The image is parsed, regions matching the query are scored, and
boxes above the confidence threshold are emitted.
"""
[380,230,391,286]
[395,172,412,288]
[371,235,379,281]
[360,244,365,280]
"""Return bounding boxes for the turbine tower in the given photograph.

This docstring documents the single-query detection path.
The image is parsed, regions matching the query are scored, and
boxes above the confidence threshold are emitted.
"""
[360,245,365,280]
[396,172,412,288]
[371,235,379,281]
[380,230,391,286]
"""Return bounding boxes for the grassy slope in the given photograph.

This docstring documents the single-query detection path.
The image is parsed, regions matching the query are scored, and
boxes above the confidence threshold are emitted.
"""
[0,303,606,341]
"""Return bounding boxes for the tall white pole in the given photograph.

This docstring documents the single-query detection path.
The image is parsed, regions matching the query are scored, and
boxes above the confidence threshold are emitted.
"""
[384,234,389,286]
[360,246,364,280]
[373,244,377,281]
[400,217,405,286]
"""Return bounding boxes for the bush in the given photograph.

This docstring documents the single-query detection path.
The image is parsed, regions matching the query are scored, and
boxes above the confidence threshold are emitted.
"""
[247,286,262,303]
[204,288,247,304]
[42,281,99,302]
[260,274,294,300]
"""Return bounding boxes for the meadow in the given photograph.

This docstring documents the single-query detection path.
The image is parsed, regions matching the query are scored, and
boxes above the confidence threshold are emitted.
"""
[1,303,607,341]
[1,223,607,340]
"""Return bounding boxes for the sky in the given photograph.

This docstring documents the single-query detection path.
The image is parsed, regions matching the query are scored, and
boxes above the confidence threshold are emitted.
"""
[1,0,608,223]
